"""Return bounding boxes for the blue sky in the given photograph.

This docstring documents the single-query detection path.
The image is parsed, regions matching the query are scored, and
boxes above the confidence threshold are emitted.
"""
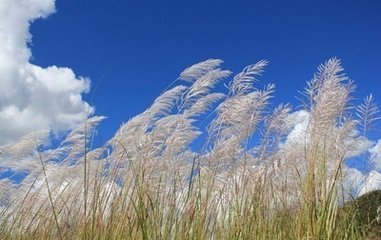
[27,0,381,142]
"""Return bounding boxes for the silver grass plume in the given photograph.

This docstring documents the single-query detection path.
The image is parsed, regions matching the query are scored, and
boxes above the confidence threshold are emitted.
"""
[205,60,275,181]
[179,59,224,82]
[230,60,268,95]
[275,58,361,203]
[356,94,380,136]
[180,69,231,109]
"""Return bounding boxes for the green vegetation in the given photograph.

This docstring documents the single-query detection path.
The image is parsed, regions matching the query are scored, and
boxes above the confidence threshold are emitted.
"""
[343,190,381,239]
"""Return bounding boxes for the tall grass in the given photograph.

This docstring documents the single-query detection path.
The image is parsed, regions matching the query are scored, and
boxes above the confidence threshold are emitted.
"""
[0,58,379,239]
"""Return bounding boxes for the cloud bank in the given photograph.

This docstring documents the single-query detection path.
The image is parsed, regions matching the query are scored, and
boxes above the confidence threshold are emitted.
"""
[0,0,93,145]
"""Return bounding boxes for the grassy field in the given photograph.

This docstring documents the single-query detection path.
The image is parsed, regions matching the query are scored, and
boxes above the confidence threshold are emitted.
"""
[0,58,380,239]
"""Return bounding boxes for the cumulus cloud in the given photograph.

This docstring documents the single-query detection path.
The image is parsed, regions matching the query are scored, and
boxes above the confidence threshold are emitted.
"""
[341,167,365,200]
[344,167,381,196]
[0,0,93,145]
[369,139,381,171]
[338,141,381,198]
[282,110,310,145]
[358,170,381,195]
[347,140,381,196]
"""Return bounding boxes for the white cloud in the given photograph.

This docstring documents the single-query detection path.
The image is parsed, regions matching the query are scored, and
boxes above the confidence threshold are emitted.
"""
[282,110,310,145]
[341,167,365,200]
[369,139,381,171]
[342,167,381,198]
[0,0,93,145]
[332,138,381,198]
[358,170,381,196]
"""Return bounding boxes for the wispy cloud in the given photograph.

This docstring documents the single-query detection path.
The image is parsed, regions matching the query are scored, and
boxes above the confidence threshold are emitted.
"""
[0,0,92,145]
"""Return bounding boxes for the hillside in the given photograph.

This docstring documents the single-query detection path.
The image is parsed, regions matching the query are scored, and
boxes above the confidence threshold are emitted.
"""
[344,190,381,238]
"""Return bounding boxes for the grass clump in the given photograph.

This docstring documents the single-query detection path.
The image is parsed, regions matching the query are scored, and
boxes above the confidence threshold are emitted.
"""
[0,58,379,239]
